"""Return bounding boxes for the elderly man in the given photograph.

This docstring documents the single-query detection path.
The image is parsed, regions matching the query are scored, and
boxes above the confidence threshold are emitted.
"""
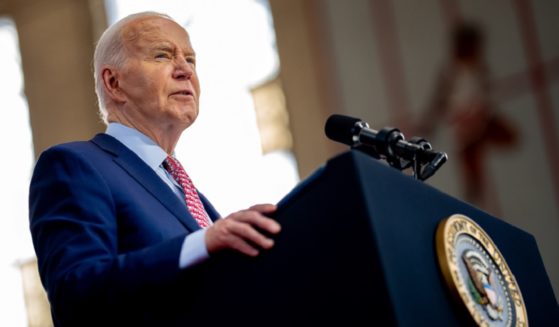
[29,12,280,326]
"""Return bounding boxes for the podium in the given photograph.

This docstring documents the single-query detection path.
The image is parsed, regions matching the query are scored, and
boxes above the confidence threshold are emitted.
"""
[189,150,558,326]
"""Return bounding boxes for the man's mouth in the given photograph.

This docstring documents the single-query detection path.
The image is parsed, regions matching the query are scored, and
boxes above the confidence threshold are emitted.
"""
[171,90,193,97]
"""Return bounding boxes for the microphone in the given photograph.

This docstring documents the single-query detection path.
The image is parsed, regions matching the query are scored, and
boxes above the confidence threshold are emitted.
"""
[419,152,447,180]
[324,114,381,159]
[324,114,363,146]
[324,114,447,180]
[325,114,422,161]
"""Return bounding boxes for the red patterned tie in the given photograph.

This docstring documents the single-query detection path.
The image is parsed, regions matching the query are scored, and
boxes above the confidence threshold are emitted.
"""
[163,155,211,228]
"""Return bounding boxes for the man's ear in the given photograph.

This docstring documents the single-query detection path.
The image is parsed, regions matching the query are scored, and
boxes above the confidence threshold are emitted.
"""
[101,67,126,103]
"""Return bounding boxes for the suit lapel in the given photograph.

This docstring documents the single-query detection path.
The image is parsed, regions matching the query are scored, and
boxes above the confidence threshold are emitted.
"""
[91,133,202,233]
[199,193,221,221]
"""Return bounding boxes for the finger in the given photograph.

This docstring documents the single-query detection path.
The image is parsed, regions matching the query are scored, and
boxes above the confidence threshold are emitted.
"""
[206,223,261,256]
[229,210,281,234]
[248,203,277,214]
[227,236,260,257]
[206,218,275,255]
[228,221,275,250]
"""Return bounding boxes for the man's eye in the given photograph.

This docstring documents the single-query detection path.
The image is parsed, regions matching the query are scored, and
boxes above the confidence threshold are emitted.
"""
[186,57,196,65]
[155,53,170,60]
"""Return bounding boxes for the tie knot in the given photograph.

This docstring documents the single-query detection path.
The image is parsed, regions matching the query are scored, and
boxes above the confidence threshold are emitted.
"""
[163,155,182,175]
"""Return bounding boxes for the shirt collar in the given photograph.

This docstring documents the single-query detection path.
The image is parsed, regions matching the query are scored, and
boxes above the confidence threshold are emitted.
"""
[106,122,168,170]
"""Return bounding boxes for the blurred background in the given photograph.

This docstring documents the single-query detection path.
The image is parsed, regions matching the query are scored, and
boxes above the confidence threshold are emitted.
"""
[0,0,557,325]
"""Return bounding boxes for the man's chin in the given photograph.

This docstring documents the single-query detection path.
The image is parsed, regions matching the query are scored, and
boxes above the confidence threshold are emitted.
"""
[175,111,198,130]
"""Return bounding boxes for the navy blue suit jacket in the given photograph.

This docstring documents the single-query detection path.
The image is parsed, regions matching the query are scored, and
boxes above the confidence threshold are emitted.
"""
[29,133,220,326]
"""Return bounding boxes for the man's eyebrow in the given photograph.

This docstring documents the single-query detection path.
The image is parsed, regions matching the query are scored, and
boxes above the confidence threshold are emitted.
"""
[151,43,195,57]
[152,42,174,51]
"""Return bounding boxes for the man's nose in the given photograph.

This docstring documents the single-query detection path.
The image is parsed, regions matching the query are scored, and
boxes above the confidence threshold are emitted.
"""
[172,58,194,80]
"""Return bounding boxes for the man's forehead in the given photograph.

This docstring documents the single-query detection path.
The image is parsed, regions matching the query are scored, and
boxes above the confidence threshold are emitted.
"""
[121,16,191,48]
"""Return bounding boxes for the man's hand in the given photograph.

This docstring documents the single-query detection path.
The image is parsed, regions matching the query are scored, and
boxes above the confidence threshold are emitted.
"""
[205,204,280,256]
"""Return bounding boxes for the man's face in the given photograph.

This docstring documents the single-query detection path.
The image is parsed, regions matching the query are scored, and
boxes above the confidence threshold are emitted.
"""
[115,17,200,131]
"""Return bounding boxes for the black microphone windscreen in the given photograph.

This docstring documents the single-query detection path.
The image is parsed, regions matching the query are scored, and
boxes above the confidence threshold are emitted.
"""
[324,114,362,145]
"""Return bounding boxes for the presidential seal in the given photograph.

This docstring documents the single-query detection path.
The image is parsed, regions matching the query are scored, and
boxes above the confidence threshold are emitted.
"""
[435,214,528,326]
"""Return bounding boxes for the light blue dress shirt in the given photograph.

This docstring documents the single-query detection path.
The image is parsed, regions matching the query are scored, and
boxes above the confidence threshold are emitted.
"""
[106,122,209,268]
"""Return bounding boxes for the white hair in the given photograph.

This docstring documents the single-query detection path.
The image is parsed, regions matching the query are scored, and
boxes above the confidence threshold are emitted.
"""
[93,12,175,124]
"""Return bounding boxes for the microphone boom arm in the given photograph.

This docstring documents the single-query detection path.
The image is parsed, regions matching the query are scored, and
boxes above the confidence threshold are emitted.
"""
[325,115,447,181]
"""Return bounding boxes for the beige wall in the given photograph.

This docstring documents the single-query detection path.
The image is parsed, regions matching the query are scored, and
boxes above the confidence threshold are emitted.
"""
[2,0,105,157]
[268,0,346,178]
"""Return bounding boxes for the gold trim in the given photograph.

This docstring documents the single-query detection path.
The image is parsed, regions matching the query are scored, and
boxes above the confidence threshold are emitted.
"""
[436,214,528,326]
